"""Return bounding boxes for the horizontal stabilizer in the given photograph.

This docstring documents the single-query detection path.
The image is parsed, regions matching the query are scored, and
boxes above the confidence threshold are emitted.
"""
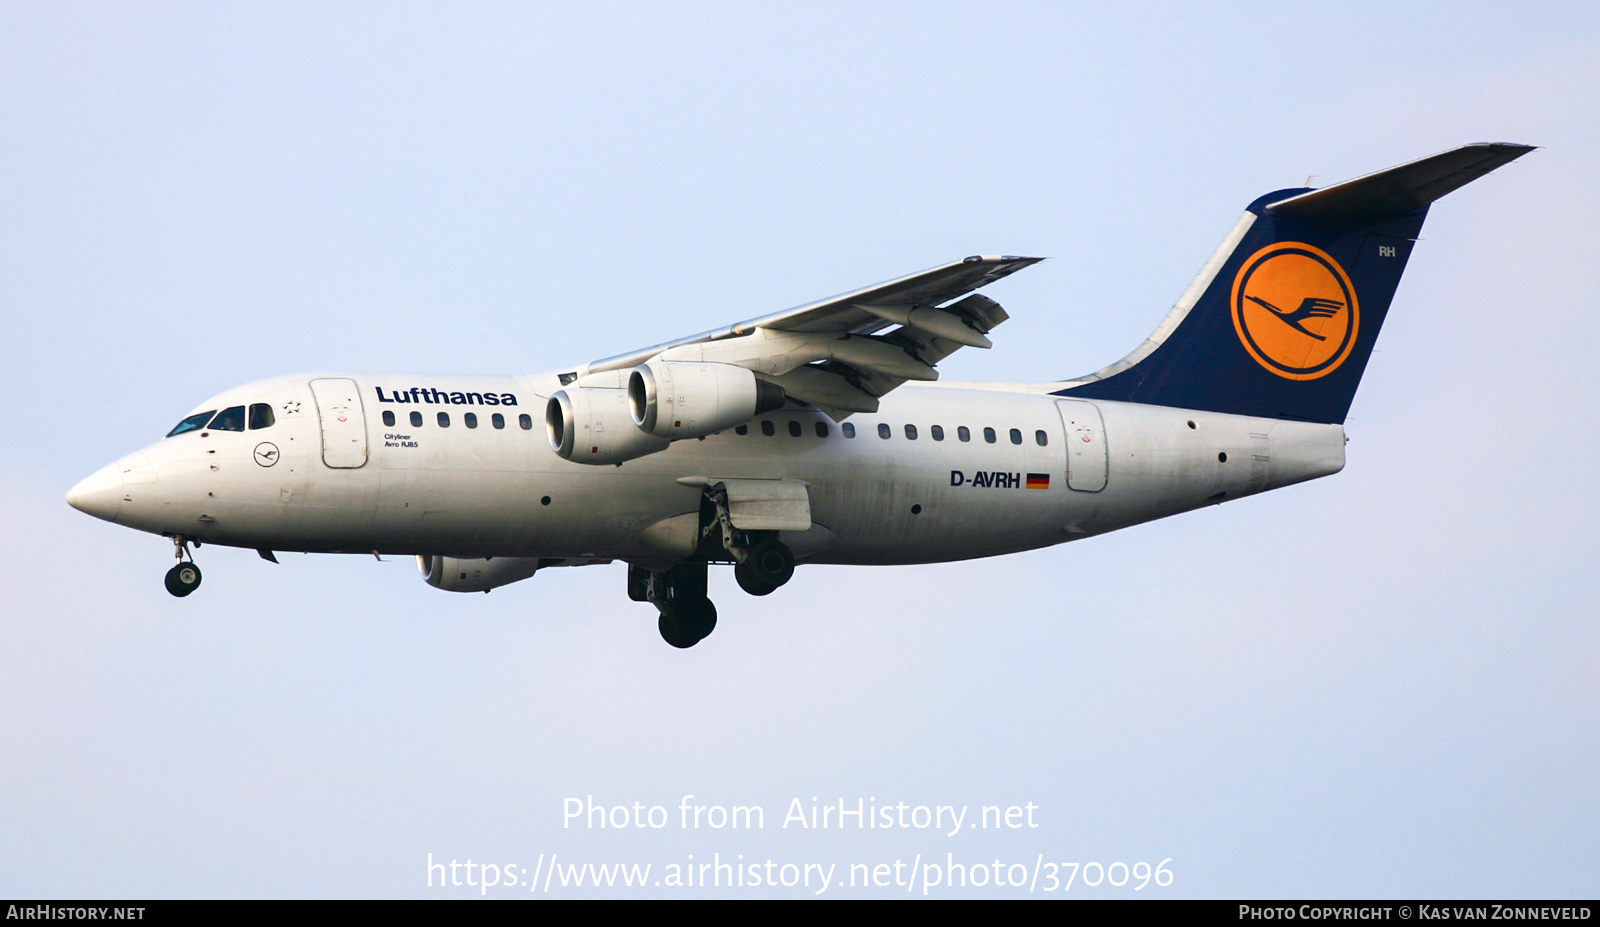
[1267,143,1534,219]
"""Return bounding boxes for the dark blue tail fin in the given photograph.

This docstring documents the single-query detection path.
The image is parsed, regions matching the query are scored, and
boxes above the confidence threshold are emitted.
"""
[1057,143,1533,424]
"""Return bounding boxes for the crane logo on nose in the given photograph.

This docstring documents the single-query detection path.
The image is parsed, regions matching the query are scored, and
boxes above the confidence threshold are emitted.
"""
[1231,242,1360,380]
[253,443,280,467]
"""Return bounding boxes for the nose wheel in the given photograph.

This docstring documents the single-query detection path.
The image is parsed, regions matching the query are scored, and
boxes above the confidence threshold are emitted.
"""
[164,536,202,597]
[165,562,203,597]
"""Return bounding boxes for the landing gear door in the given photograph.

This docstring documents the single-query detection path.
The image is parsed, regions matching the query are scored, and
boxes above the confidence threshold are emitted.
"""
[1056,399,1107,492]
[713,478,812,531]
[310,377,369,469]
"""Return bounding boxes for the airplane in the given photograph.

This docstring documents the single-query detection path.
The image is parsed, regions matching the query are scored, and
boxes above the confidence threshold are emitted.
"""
[66,143,1532,648]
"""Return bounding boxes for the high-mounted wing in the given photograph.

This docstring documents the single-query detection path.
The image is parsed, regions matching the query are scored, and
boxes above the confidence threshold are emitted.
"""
[573,255,1043,416]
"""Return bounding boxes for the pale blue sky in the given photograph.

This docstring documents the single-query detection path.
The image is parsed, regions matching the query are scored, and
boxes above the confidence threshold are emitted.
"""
[2,2,1596,897]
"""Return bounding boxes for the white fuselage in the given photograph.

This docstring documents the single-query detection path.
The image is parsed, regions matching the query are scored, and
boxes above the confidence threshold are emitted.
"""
[71,371,1346,567]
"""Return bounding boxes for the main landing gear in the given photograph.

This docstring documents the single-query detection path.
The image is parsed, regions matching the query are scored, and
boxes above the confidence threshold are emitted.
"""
[631,562,718,649]
[164,536,202,597]
[733,540,794,596]
[706,482,795,599]
[629,486,799,648]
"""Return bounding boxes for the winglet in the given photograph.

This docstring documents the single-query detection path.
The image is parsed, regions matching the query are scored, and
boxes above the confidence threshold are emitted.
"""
[1266,143,1535,219]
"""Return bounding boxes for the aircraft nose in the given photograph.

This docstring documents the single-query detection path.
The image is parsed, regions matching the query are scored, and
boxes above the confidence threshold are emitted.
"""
[67,462,125,522]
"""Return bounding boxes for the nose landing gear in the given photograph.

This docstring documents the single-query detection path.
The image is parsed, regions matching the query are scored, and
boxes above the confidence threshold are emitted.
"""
[164,536,202,597]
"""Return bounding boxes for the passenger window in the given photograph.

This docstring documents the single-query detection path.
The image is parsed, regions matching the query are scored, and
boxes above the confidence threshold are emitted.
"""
[1036,430,1048,446]
[167,410,217,437]
[248,403,276,429]
[437,412,451,428]
[1010,428,1022,445]
[492,413,505,429]
[382,411,396,427]
[788,421,802,437]
[843,422,856,438]
[209,406,246,432]
[905,424,918,440]
[931,425,944,441]
[761,420,775,437]
[815,422,829,438]
[958,426,971,442]
[983,427,997,444]
[411,411,424,427]
[877,423,891,439]
[519,414,532,430]
[465,412,478,429]
[736,425,748,436]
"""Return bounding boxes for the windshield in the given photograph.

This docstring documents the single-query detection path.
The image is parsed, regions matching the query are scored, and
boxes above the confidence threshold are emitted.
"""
[208,406,246,432]
[166,410,217,437]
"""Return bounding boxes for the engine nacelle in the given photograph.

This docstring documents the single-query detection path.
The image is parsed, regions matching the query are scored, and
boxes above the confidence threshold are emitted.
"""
[546,387,672,465]
[417,554,543,592]
[628,361,785,440]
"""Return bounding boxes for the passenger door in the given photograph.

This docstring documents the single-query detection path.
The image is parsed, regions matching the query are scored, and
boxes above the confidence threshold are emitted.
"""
[1055,399,1107,492]
[309,378,369,468]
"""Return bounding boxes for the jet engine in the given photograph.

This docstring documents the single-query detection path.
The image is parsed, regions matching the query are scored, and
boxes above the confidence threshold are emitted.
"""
[417,554,544,592]
[546,387,672,465]
[628,361,785,440]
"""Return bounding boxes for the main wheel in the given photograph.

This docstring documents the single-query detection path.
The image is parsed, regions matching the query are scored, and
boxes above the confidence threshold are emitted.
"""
[658,612,697,648]
[164,562,202,597]
[676,597,717,639]
[744,540,794,589]
[734,562,777,596]
[658,597,717,648]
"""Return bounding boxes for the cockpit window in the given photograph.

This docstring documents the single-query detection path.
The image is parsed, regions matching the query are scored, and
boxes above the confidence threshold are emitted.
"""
[248,403,276,430]
[167,410,217,437]
[208,406,247,432]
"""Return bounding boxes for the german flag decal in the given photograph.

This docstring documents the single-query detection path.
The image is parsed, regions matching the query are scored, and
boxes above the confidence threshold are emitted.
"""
[1026,473,1050,490]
